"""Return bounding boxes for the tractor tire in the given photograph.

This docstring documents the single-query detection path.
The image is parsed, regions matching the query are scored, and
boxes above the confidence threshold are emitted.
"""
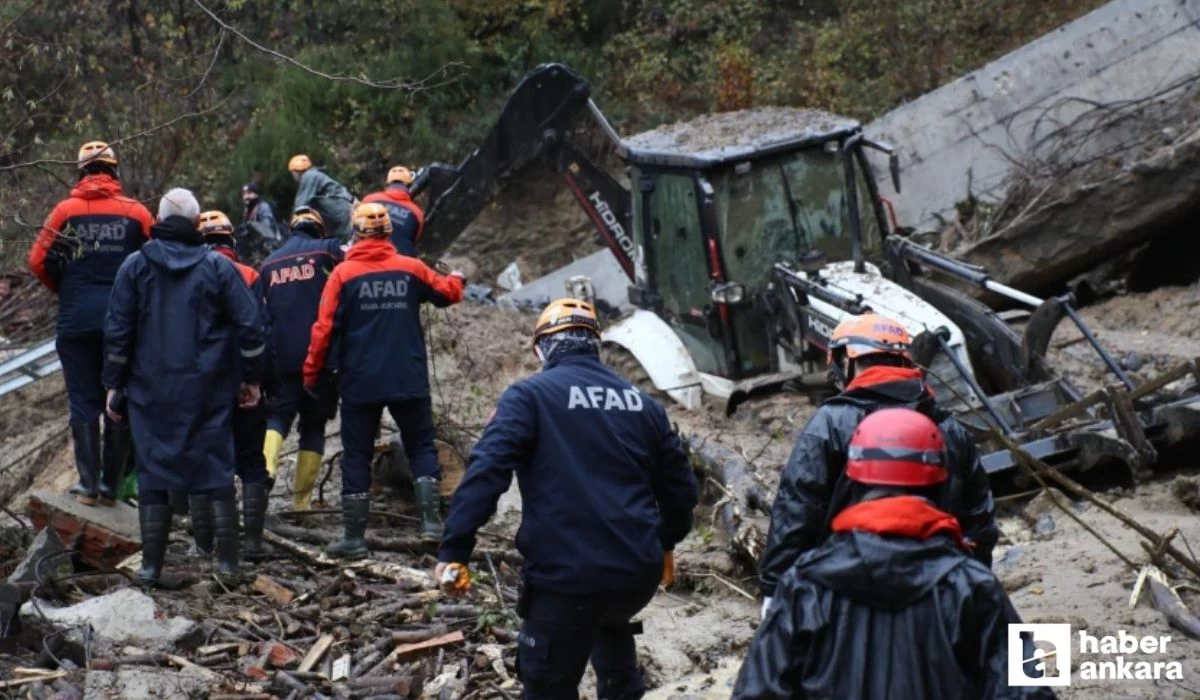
[601,343,668,404]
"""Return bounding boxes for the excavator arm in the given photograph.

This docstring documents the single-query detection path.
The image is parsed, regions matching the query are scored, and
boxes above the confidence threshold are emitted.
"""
[411,63,635,280]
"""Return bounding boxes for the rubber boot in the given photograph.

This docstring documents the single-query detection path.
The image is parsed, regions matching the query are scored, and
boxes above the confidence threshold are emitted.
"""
[99,424,130,506]
[212,496,241,579]
[293,450,322,510]
[188,494,214,558]
[415,477,444,543]
[326,495,369,560]
[68,421,102,506]
[137,503,172,588]
[242,482,269,562]
[263,429,284,487]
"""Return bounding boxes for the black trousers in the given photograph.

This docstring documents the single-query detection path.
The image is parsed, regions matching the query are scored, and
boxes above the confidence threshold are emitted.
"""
[517,583,657,700]
[234,402,268,484]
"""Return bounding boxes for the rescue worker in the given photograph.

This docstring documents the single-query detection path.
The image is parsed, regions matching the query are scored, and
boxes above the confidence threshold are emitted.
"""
[289,154,355,240]
[361,166,424,256]
[199,211,272,561]
[28,141,153,507]
[436,299,699,700]
[259,207,345,509]
[241,183,278,235]
[733,409,1055,700]
[303,203,465,558]
[103,188,265,586]
[758,312,998,617]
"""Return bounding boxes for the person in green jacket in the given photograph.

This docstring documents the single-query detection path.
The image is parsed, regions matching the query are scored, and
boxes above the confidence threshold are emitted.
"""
[288,154,356,241]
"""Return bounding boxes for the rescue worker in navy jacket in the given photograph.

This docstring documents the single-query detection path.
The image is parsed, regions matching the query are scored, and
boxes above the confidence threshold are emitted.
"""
[758,312,998,616]
[103,189,266,586]
[28,141,153,507]
[303,202,464,559]
[437,299,699,700]
[259,207,345,509]
[289,154,355,240]
[199,210,272,562]
[734,409,1053,700]
[361,166,424,256]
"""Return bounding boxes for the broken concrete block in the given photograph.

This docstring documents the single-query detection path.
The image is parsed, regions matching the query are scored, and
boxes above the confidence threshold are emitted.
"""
[7,527,71,584]
[20,588,196,651]
[25,490,140,568]
[83,666,207,700]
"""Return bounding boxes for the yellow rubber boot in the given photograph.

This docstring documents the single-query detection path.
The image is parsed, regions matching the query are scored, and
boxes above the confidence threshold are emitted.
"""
[293,450,322,510]
[263,430,285,480]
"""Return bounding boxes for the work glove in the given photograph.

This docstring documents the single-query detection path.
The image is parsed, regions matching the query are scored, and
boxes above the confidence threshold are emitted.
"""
[435,562,471,597]
[661,551,676,588]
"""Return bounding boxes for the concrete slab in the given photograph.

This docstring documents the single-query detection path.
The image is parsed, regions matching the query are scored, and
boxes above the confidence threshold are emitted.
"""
[83,666,208,700]
[21,588,197,651]
[502,248,632,311]
[26,490,140,567]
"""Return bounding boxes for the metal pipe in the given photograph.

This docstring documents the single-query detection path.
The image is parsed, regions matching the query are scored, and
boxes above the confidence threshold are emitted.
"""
[1060,299,1135,391]
[894,239,1046,307]
[982,280,1044,308]
[933,331,1015,435]
[587,99,623,148]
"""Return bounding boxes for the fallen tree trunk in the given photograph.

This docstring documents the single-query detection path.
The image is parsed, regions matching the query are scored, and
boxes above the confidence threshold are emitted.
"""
[683,435,769,565]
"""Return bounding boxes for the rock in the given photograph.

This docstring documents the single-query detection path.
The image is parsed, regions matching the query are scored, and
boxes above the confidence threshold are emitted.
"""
[1034,514,1056,536]
[83,666,208,700]
[496,261,525,291]
[1024,488,1068,520]
[1120,352,1144,371]
[1171,476,1200,513]
[996,545,1024,569]
[439,255,479,281]
[999,569,1042,593]
[20,588,197,651]
[7,527,70,584]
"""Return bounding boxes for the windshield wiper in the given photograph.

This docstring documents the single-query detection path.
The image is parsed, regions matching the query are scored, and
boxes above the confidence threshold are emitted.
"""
[777,163,809,255]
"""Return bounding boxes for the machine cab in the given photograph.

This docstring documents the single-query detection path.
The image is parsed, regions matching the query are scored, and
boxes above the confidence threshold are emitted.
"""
[617,110,893,381]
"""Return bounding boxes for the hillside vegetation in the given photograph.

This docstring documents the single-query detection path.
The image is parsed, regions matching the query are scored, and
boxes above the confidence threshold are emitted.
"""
[1,0,1105,264]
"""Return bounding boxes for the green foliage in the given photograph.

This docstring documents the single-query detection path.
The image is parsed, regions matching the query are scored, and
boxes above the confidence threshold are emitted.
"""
[1,0,1108,252]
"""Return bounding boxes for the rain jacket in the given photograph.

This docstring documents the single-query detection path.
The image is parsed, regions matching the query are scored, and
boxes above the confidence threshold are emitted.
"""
[293,168,355,240]
[102,216,266,492]
[734,496,1055,700]
[362,185,424,256]
[440,351,699,595]
[28,174,153,337]
[244,199,278,235]
[759,366,998,598]
[302,237,462,404]
[257,232,344,375]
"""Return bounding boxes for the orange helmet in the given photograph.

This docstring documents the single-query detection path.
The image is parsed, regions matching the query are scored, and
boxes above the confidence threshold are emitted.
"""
[288,154,313,172]
[387,166,415,186]
[198,210,235,238]
[826,312,912,367]
[533,298,599,347]
[847,408,947,487]
[352,202,393,237]
[77,141,118,169]
[290,206,326,236]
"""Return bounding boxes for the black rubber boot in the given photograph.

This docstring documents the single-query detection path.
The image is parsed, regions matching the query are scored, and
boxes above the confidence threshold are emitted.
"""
[242,482,269,562]
[188,494,214,558]
[68,421,102,506]
[212,496,241,579]
[415,477,443,544]
[326,495,369,560]
[137,503,172,588]
[99,424,130,506]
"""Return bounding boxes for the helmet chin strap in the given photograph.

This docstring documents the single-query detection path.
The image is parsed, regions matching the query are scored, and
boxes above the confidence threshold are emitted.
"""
[534,344,546,364]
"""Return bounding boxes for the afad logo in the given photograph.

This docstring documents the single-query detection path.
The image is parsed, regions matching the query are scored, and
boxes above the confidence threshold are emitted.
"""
[1008,624,1184,686]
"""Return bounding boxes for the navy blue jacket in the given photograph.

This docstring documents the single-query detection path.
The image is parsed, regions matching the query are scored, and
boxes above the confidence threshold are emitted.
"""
[28,174,153,337]
[103,217,266,492]
[258,232,344,375]
[440,352,699,595]
[303,237,463,403]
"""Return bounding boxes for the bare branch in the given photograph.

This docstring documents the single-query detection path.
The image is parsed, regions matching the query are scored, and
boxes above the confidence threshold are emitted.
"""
[184,28,227,99]
[190,0,466,92]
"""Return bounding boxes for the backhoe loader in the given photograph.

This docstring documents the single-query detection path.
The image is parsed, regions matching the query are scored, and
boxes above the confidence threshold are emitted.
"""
[409,62,1200,483]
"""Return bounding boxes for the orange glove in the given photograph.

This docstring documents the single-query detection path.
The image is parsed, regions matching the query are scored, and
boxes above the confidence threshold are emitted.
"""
[438,562,471,596]
[661,551,676,587]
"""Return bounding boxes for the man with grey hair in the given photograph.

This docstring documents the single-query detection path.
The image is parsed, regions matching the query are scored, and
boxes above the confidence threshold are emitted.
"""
[103,187,266,587]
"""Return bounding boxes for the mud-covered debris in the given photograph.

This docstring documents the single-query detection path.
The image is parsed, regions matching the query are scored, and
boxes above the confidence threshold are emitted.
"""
[1024,487,1070,521]
[624,107,858,158]
[7,527,69,585]
[999,569,1042,593]
[1170,475,1200,513]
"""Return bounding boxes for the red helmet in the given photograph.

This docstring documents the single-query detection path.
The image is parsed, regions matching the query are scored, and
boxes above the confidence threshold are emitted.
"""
[846,408,947,487]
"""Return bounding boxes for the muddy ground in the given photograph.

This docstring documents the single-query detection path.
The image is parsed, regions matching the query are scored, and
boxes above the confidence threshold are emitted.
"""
[4,276,1200,697]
